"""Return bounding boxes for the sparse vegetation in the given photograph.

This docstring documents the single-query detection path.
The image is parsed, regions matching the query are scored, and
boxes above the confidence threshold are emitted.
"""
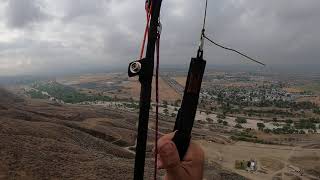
[314,108,320,114]
[285,119,293,124]
[235,117,247,124]
[294,119,317,131]
[217,114,226,119]
[231,131,276,144]
[235,124,243,129]
[223,121,228,126]
[27,89,49,99]
[257,123,265,130]
[163,108,169,116]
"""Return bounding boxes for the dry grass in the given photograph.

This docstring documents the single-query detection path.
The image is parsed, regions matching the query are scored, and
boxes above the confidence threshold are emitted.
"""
[200,140,320,180]
[296,96,320,105]
[173,76,186,87]
[123,77,181,102]
[260,157,285,171]
[283,87,304,93]
[57,73,115,85]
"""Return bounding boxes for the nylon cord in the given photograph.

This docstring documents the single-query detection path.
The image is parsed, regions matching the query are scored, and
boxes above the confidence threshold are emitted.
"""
[139,3,152,59]
[203,34,265,66]
[153,31,160,180]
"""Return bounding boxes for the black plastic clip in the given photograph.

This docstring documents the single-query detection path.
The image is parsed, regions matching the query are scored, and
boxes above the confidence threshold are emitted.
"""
[128,58,146,77]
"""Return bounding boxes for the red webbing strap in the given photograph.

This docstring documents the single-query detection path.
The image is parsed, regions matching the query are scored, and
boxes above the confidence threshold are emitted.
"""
[153,31,160,180]
[139,3,152,59]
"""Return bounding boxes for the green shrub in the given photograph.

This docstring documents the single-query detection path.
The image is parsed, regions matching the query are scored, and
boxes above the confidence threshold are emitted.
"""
[257,123,265,130]
[235,117,247,124]
[217,114,226,119]
[235,124,243,129]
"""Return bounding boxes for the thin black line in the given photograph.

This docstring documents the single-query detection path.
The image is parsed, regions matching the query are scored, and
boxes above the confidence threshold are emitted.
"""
[203,34,266,66]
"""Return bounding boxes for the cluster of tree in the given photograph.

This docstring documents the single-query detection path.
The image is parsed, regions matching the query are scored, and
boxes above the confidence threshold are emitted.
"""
[27,89,49,99]
[250,100,317,110]
[265,126,306,134]
[234,124,243,129]
[162,100,168,108]
[235,117,247,124]
[123,102,139,109]
[217,114,226,119]
[206,118,214,123]
[314,108,320,114]
[217,119,228,126]
[230,131,276,144]
[211,86,318,111]
[256,123,265,130]
[257,118,319,134]
[163,108,169,115]
[31,82,112,103]
[294,119,318,131]
[244,109,293,118]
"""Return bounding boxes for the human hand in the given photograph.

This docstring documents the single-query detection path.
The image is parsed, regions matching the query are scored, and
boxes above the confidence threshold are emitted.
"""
[155,132,204,180]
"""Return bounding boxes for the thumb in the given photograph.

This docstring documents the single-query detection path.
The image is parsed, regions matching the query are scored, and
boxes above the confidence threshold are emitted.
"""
[157,140,180,169]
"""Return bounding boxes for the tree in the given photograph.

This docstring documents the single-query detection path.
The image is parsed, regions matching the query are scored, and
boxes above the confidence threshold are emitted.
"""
[206,110,211,115]
[163,108,169,115]
[171,113,176,117]
[273,117,278,122]
[217,119,223,124]
[264,128,271,134]
[285,119,293,124]
[223,121,228,126]
[217,114,226,119]
[299,130,306,134]
[257,123,265,131]
[235,117,247,124]
[314,108,320,114]
[206,118,213,123]
[174,99,181,107]
[235,124,243,129]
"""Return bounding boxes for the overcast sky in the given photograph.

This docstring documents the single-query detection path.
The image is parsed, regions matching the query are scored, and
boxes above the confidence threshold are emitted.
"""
[0,0,319,76]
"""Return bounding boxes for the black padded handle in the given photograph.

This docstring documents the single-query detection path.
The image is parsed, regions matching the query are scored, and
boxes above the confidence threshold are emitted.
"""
[172,57,206,160]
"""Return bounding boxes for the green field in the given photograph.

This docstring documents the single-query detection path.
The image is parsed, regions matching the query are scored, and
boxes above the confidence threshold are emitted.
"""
[29,81,112,103]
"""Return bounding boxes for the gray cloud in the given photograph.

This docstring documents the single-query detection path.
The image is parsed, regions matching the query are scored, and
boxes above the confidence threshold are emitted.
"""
[0,0,320,76]
[5,0,49,28]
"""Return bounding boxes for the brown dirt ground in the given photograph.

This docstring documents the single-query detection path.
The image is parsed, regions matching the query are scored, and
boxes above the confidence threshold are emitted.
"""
[283,87,304,94]
[123,77,181,102]
[173,76,187,87]
[200,140,320,180]
[57,73,115,85]
[296,96,320,106]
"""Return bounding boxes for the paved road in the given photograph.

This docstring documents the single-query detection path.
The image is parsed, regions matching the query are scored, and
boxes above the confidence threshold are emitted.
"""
[161,76,184,95]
